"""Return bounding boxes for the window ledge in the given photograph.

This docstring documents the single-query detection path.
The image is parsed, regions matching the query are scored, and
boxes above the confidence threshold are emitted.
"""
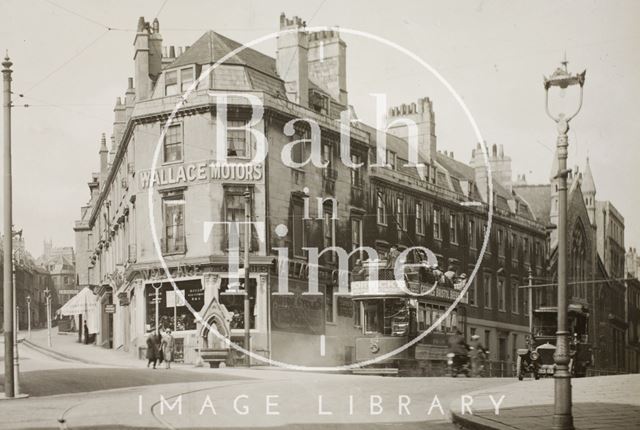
[162,160,184,167]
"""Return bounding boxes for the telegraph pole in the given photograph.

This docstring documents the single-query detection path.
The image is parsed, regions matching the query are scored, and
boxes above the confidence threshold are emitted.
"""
[528,268,534,335]
[45,288,52,347]
[2,53,15,399]
[243,187,251,367]
[26,296,31,339]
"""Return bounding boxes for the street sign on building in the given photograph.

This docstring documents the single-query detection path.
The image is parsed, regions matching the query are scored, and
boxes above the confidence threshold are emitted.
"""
[60,289,80,295]
[104,304,116,313]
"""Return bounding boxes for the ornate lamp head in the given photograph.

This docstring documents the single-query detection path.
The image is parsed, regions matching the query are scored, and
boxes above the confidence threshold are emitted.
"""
[544,55,586,122]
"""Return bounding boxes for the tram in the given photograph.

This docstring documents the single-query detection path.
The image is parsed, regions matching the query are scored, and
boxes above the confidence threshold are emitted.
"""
[516,303,592,379]
[350,259,467,376]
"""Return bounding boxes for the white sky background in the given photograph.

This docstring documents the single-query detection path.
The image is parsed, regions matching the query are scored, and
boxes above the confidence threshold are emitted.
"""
[0,0,639,257]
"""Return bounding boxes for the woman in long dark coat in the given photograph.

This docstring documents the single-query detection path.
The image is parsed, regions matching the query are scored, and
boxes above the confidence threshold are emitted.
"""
[146,332,158,369]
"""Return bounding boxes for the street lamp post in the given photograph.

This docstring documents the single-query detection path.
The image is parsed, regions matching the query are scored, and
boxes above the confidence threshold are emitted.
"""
[12,231,23,396]
[243,187,251,367]
[2,53,15,399]
[45,288,52,347]
[150,282,162,335]
[544,57,586,430]
[26,296,31,339]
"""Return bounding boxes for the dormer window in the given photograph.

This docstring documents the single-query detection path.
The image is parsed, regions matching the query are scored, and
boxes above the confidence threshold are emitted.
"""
[309,90,329,115]
[181,67,194,92]
[165,70,178,95]
[165,66,197,96]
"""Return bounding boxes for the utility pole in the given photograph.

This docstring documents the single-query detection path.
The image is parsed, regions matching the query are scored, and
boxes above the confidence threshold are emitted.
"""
[150,282,161,334]
[12,230,23,396]
[26,296,31,339]
[243,187,251,367]
[2,53,15,399]
[45,288,52,347]
[528,268,534,335]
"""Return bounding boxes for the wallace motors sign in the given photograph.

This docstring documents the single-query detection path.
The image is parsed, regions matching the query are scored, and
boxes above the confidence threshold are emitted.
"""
[139,161,264,189]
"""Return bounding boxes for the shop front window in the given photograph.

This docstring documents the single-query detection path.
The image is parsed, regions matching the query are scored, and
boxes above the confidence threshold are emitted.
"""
[145,280,204,331]
[219,277,257,329]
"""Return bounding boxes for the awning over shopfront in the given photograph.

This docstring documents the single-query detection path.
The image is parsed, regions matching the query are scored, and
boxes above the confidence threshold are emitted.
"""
[59,287,99,333]
[60,287,97,315]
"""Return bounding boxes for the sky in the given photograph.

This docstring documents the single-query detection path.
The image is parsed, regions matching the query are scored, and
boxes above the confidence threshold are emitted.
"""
[0,0,639,257]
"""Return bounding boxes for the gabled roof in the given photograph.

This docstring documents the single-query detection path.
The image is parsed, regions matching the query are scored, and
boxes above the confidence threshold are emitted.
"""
[513,184,551,226]
[167,31,279,77]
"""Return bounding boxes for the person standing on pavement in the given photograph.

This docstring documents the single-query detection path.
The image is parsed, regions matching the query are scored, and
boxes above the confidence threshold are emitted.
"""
[146,331,158,369]
[155,331,164,366]
[83,321,90,345]
[161,329,176,369]
[469,334,488,377]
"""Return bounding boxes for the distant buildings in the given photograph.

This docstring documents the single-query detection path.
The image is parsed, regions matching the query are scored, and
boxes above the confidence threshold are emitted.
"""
[38,240,77,305]
[0,233,54,331]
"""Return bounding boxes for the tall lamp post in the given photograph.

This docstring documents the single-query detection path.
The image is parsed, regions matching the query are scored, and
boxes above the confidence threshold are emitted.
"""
[12,229,24,396]
[544,57,586,430]
[45,288,52,347]
[243,187,251,367]
[26,296,31,339]
[2,54,15,399]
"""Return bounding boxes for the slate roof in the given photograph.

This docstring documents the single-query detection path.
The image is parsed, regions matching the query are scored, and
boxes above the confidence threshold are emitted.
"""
[168,31,279,77]
[512,184,551,225]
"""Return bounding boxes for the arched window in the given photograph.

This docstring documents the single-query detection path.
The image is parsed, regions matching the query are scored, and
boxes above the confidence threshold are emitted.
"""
[570,221,588,299]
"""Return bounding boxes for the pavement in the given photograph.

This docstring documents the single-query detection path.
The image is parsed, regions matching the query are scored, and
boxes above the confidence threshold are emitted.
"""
[450,373,640,430]
[0,328,638,429]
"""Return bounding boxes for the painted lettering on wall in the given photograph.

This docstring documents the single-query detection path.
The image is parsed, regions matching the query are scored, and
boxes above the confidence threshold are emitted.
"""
[139,162,264,189]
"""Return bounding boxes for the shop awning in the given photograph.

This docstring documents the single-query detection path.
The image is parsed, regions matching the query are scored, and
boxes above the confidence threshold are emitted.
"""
[59,287,97,316]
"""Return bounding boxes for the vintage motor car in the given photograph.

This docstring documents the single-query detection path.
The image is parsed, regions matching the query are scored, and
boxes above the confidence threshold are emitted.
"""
[516,304,592,380]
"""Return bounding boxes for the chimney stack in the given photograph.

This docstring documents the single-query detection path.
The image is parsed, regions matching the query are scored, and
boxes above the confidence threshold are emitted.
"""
[386,97,437,164]
[99,133,109,179]
[307,29,348,106]
[125,77,135,120]
[276,13,309,106]
[148,18,163,81]
[134,16,152,101]
[113,97,126,145]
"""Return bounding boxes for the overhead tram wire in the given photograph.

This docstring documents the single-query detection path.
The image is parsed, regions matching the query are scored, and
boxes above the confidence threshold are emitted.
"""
[43,0,129,31]
[154,0,170,20]
[518,277,636,289]
[23,29,110,94]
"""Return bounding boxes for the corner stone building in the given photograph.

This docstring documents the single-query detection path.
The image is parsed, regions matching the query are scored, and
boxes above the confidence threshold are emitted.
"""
[75,14,546,367]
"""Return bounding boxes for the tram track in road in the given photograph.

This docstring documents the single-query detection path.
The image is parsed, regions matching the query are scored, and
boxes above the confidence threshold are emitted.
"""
[149,380,257,430]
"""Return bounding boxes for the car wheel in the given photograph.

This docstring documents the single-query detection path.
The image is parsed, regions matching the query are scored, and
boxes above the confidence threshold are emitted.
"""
[534,370,540,380]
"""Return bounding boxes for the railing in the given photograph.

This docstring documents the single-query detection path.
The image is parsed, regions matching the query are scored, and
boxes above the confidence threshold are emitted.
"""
[485,360,516,377]
[586,368,628,377]
[162,238,186,255]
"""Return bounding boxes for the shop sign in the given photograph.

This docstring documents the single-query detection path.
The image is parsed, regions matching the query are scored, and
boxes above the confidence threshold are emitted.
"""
[60,289,79,295]
[104,304,116,313]
[139,161,264,189]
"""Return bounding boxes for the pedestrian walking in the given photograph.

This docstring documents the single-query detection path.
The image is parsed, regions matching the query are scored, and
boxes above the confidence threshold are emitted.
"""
[83,321,90,345]
[161,329,176,369]
[155,331,164,366]
[146,331,158,369]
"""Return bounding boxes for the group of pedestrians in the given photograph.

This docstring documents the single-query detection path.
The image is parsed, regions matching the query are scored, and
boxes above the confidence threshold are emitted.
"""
[146,328,175,369]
